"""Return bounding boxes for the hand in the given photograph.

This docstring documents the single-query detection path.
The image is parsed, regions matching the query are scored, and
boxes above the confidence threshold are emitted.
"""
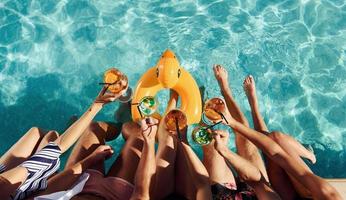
[86,145,114,163]
[140,117,158,143]
[219,105,235,126]
[94,85,127,105]
[212,130,229,153]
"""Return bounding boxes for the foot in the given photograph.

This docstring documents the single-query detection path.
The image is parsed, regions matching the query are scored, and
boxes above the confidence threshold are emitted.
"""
[165,89,179,113]
[169,89,179,104]
[121,122,141,140]
[243,75,258,108]
[213,64,229,89]
[305,145,317,164]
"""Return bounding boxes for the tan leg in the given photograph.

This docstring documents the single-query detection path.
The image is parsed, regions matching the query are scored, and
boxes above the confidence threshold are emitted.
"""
[213,65,268,181]
[106,122,144,184]
[65,121,119,173]
[154,134,176,199]
[244,75,316,199]
[156,89,196,199]
[269,132,315,198]
[36,131,59,152]
[244,75,315,165]
[222,114,342,199]
[154,116,177,199]
[0,127,49,170]
[202,142,236,186]
[174,136,196,200]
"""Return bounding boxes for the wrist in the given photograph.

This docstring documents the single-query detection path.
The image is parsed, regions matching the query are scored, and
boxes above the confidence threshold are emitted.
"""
[91,102,103,111]
[82,155,97,167]
[218,146,228,154]
[70,156,94,173]
[225,116,236,127]
[143,139,155,147]
[220,85,231,94]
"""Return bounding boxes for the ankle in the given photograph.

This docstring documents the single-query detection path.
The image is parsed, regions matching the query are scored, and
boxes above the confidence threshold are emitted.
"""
[249,101,259,111]
[220,84,230,93]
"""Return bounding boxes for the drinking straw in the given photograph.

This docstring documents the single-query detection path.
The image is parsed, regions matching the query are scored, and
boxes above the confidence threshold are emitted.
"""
[206,120,222,130]
[131,102,143,118]
[175,117,182,141]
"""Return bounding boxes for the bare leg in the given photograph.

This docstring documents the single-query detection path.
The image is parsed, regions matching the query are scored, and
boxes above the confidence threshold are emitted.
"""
[106,122,144,184]
[202,142,236,186]
[269,133,316,166]
[174,129,197,200]
[244,75,298,199]
[65,121,119,173]
[243,75,268,133]
[154,91,178,199]
[223,109,342,200]
[0,127,56,170]
[244,75,316,199]
[244,76,316,164]
[213,65,268,181]
[36,131,59,152]
[268,132,315,198]
[155,90,196,199]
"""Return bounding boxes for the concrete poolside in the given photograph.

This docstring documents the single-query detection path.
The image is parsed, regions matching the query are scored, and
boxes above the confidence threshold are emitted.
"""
[327,179,346,198]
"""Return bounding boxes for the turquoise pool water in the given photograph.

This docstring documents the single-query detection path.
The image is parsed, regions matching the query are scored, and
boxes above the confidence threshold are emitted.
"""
[0,0,345,178]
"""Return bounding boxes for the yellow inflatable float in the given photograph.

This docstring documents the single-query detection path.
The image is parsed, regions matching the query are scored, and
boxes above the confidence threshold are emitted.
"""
[131,49,202,124]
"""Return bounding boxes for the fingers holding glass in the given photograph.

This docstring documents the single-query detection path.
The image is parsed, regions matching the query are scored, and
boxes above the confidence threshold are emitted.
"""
[138,96,158,117]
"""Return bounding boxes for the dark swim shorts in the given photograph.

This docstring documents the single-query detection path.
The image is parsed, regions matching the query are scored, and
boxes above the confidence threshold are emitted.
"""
[211,180,257,200]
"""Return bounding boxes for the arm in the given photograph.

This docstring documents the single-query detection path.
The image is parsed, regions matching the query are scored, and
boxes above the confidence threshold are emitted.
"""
[212,130,261,182]
[218,148,281,200]
[56,103,102,153]
[179,142,212,200]
[213,130,280,200]
[219,148,261,182]
[131,139,156,200]
[56,86,120,153]
[131,118,157,200]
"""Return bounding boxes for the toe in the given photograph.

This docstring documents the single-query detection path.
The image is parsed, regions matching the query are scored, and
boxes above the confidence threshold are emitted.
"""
[249,75,254,82]
[213,65,218,73]
[244,76,249,85]
[243,77,248,84]
[247,75,252,83]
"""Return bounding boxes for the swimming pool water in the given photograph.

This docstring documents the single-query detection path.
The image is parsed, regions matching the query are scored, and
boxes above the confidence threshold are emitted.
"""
[0,0,345,178]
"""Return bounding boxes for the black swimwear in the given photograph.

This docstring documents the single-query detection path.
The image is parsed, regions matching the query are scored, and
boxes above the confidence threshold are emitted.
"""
[211,181,257,200]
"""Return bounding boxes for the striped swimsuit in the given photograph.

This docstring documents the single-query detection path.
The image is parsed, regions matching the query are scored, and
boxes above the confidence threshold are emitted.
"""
[0,163,6,173]
[11,142,61,200]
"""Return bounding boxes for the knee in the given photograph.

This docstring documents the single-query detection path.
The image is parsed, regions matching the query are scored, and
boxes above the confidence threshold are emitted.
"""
[87,122,114,141]
[121,121,141,140]
[88,121,101,132]
[319,183,340,199]
[264,131,287,157]
[87,121,109,135]
[28,127,46,137]
[267,131,285,143]
[44,131,59,142]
